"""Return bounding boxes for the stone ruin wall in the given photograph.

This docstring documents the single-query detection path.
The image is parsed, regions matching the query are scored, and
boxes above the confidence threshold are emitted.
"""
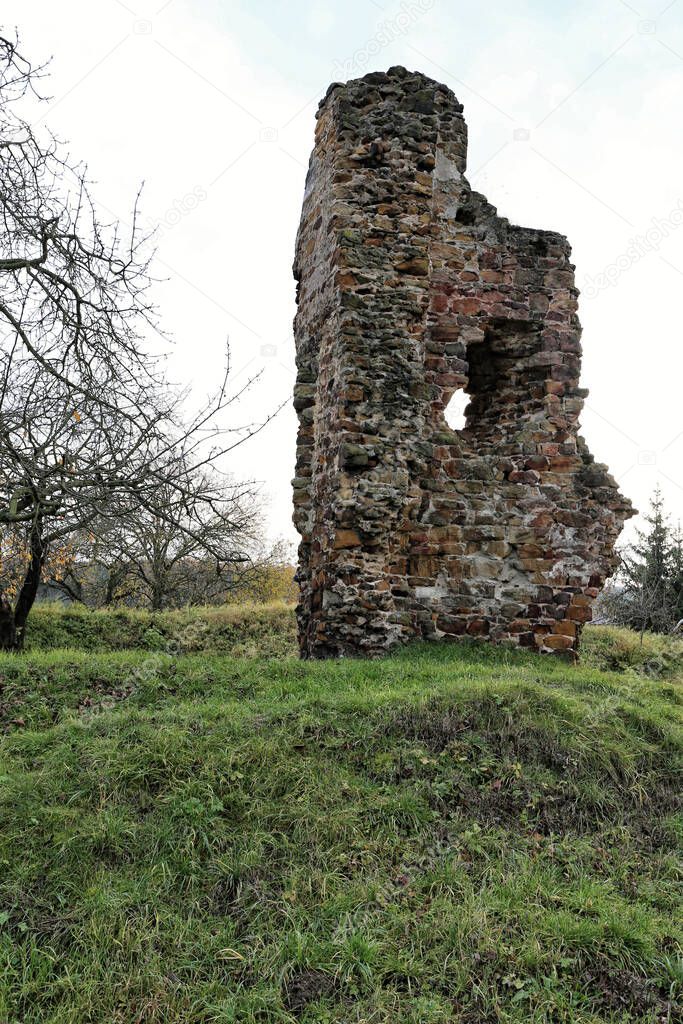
[292,67,634,659]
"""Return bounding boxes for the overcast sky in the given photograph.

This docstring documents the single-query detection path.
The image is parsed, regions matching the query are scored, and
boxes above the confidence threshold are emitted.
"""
[6,0,683,548]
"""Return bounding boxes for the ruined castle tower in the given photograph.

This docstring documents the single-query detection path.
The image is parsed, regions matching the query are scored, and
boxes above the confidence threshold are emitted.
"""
[292,67,634,659]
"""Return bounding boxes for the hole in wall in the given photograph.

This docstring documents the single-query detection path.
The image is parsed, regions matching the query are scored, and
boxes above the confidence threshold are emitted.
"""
[465,321,541,438]
[444,389,469,431]
[441,321,542,437]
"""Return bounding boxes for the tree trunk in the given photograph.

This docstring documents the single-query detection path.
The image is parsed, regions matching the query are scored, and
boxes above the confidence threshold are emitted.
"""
[12,523,45,650]
[0,591,17,651]
[104,571,116,606]
[150,561,166,612]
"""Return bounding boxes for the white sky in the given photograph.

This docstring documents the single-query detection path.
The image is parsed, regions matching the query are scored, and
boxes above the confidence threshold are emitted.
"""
[5,0,683,549]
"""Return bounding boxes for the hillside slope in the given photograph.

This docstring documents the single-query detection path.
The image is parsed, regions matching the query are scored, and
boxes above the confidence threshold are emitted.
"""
[0,642,681,1022]
[22,603,683,681]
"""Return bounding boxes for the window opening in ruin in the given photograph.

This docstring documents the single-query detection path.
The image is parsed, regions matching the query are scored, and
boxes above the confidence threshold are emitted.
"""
[446,321,541,438]
[444,389,469,431]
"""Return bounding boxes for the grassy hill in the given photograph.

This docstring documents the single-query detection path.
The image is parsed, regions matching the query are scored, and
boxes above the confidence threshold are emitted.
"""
[22,602,683,680]
[24,602,298,658]
[0,609,681,1022]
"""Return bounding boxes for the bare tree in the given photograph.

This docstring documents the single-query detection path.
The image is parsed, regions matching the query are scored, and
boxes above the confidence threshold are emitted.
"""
[0,333,270,645]
[42,522,137,608]
[0,33,158,406]
[46,524,298,610]
[47,460,264,611]
[112,469,261,610]
[0,32,275,647]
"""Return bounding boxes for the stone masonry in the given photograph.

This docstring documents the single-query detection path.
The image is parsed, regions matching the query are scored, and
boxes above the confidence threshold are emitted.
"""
[292,67,634,659]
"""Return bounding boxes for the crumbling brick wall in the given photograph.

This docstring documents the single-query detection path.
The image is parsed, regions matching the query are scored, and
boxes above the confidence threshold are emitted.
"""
[292,67,634,659]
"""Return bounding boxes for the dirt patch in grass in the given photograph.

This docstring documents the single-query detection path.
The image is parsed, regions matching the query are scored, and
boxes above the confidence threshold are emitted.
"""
[584,966,680,1021]
[77,678,138,716]
[282,968,338,1015]
[379,697,585,767]
[354,697,683,843]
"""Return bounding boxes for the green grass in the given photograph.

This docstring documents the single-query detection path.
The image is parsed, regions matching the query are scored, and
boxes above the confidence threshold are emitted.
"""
[0,635,681,1022]
[26,602,297,658]
[25,603,683,680]
[582,625,683,680]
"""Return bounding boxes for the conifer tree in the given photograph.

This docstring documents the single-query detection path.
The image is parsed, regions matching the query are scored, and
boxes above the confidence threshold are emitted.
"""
[609,487,683,634]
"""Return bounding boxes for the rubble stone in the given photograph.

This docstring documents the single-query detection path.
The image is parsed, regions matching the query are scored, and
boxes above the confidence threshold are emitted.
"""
[292,67,635,659]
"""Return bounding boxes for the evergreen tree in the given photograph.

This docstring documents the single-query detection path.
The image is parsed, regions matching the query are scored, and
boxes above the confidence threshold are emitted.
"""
[669,523,683,628]
[609,487,683,634]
